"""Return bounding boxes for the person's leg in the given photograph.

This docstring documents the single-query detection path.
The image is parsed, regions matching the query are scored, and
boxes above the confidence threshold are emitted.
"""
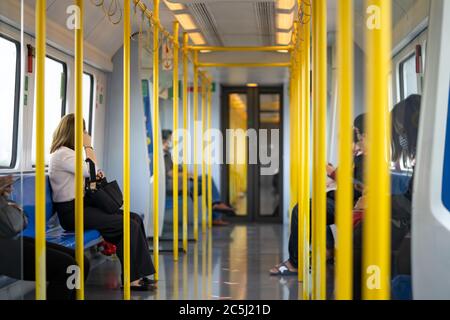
[270,204,299,275]
[212,211,222,220]
[288,204,299,269]
[325,198,336,251]
[210,177,221,204]
[118,211,155,282]
[353,222,363,300]
[21,237,89,300]
[0,238,22,279]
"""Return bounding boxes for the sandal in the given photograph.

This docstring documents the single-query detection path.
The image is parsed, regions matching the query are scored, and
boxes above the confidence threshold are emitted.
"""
[121,279,157,292]
[270,262,298,277]
[141,277,158,286]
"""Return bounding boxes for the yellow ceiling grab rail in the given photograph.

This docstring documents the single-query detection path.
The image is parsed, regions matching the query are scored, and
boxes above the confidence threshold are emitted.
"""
[188,45,294,52]
[197,62,291,68]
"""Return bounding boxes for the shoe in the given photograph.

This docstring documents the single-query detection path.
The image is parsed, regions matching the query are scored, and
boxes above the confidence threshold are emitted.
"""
[213,219,230,226]
[213,203,234,211]
[121,279,157,292]
[141,277,158,286]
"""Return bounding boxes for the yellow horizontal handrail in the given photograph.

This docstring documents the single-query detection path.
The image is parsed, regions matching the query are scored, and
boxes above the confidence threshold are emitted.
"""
[133,0,179,47]
[198,62,291,68]
[188,45,294,52]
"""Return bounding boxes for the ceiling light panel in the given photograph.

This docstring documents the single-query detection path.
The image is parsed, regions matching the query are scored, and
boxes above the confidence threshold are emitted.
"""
[276,0,296,11]
[189,32,206,45]
[163,0,185,11]
[276,30,293,45]
[175,13,197,31]
[276,12,294,30]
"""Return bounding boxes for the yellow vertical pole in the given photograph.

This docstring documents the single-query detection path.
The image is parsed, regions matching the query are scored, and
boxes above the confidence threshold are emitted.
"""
[193,51,199,241]
[172,21,180,261]
[290,23,299,214]
[363,0,391,300]
[35,0,46,300]
[294,21,304,284]
[299,6,311,299]
[335,0,354,300]
[123,0,131,300]
[153,0,160,280]
[312,0,327,300]
[182,33,189,253]
[207,81,213,229]
[201,75,207,234]
[75,0,85,301]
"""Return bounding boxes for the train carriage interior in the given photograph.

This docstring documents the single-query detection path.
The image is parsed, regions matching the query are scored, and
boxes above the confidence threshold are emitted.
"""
[0,0,449,301]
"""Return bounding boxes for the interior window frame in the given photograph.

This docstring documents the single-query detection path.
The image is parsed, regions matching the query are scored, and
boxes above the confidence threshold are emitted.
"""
[46,55,68,117]
[31,55,68,167]
[398,52,417,102]
[0,34,21,169]
[84,72,94,135]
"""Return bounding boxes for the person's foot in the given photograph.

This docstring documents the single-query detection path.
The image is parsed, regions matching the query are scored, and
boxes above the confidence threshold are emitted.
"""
[122,279,157,291]
[270,260,298,276]
[213,202,235,212]
[212,219,230,226]
[141,277,158,285]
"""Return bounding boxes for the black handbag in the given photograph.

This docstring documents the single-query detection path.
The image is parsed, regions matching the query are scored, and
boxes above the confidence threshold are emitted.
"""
[84,159,123,215]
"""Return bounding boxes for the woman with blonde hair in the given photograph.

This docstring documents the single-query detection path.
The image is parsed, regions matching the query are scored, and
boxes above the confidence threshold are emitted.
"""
[49,114,155,291]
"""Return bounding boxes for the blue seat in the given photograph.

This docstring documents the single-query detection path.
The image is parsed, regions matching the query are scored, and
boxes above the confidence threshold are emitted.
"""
[10,175,102,250]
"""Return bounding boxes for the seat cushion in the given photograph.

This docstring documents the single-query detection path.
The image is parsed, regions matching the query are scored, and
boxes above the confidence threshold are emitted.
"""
[44,227,102,250]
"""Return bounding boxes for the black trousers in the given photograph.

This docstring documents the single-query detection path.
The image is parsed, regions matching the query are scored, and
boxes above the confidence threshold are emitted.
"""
[54,200,155,283]
[0,237,90,300]
[288,197,337,269]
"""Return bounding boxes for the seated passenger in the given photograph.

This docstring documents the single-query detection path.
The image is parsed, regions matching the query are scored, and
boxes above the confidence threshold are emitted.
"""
[162,129,233,226]
[0,175,90,300]
[270,114,367,276]
[49,114,156,291]
[352,94,421,299]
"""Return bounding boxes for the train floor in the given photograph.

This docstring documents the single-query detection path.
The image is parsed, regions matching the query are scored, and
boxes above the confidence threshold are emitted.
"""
[12,224,335,300]
[85,223,335,300]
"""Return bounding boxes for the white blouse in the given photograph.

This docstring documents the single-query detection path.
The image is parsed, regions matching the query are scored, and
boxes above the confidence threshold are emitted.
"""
[48,146,90,203]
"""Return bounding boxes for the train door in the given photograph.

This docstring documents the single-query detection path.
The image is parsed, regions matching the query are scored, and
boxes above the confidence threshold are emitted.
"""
[221,86,283,223]
[413,0,450,299]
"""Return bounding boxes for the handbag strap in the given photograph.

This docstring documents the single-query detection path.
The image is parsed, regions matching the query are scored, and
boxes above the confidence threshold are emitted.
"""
[85,158,97,190]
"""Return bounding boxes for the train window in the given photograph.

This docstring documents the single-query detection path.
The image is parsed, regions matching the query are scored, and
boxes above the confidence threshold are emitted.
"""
[399,53,419,101]
[32,56,67,165]
[0,35,20,169]
[83,73,94,135]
